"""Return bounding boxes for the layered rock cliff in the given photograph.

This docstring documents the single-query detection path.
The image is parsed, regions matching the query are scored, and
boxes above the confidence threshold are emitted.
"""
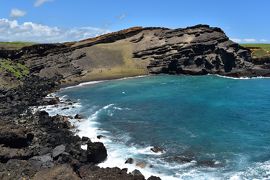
[1,24,269,89]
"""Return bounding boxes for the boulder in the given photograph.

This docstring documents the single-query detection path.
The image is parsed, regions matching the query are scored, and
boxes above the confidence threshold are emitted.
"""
[125,158,134,164]
[74,114,83,119]
[131,169,143,176]
[29,154,54,169]
[86,142,107,164]
[82,136,90,142]
[97,135,105,139]
[150,146,164,153]
[52,145,66,159]
[148,176,161,180]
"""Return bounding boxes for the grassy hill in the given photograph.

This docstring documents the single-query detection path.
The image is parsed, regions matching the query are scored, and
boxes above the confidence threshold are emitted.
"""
[0,42,35,50]
[241,44,270,58]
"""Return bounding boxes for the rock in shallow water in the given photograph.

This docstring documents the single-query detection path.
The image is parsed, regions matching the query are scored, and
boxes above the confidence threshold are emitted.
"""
[150,146,164,153]
[87,142,107,164]
[74,114,83,119]
[125,157,134,164]
[97,135,105,139]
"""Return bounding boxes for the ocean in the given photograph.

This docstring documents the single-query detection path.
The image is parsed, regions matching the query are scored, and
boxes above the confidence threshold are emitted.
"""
[41,75,270,179]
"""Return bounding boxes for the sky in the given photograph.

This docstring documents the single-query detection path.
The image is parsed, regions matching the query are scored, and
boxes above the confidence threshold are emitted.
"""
[0,0,269,43]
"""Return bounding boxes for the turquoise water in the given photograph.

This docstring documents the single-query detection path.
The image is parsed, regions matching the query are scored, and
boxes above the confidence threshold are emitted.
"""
[59,75,270,179]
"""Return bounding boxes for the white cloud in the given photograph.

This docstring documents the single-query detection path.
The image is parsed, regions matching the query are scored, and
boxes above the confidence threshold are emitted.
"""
[260,39,268,43]
[0,18,110,43]
[230,38,268,43]
[34,0,53,7]
[10,9,26,18]
[231,38,242,43]
[243,38,256,43]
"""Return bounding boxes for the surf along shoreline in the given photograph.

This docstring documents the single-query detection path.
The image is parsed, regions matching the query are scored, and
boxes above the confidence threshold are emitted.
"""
[44,75,173,179]
[0,73,162,179]
[1,68,270,180]
[39,74,270,179]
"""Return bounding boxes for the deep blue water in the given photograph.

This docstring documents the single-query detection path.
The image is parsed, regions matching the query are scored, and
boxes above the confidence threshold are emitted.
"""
[59,75,270,179]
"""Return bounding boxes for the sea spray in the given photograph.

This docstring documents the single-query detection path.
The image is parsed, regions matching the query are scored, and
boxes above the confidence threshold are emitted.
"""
[38,75,270,179]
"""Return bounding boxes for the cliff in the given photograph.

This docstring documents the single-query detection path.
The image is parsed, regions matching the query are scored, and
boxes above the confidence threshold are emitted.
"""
[1,24,269,89]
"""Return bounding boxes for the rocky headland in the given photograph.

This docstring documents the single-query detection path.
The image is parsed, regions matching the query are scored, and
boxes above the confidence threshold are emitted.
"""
[0,24,270,179]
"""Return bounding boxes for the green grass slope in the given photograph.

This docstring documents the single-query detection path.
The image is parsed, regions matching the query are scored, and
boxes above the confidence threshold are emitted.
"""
[241,44,270,58]
[0,42,35,50]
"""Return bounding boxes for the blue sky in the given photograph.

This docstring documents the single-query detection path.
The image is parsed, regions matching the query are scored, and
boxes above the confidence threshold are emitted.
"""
[0,0,269,43]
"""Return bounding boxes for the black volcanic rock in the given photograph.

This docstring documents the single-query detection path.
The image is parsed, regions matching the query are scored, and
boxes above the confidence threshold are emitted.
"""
[79,165,145,180]
[86,142,107,164]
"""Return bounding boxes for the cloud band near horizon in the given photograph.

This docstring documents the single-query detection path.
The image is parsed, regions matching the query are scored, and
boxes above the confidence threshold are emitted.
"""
[0,18,110,43]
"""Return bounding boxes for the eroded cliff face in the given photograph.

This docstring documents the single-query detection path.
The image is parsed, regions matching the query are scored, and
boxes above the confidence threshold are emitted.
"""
[132,25,253,75]
[1,25,269,88]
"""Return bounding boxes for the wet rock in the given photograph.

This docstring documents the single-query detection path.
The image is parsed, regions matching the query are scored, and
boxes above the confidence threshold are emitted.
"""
[74,114,83,119]
[42,97,60,105]
[125,158,134,164]
[97,135,105,139]
[167,156,193,163]
[148,176,161,180]
[150,146,164,153]
[197,159,222,167]
[132,169,143,176]
[82,136,90,142]
[86,142,107,164]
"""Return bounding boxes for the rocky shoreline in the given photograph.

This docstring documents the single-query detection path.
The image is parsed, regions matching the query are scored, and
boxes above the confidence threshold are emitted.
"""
[0,75,161,179]
[1,24,270,179]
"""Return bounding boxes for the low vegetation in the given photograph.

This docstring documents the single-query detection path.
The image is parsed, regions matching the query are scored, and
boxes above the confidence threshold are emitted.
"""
[0,59,29,79]
[0,41,35,50]
[241,44,270,58]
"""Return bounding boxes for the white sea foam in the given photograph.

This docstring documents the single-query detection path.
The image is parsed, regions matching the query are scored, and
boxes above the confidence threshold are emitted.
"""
[34,96,225,180]
[229,160,270,180]
[63,103,223,180]
[35,89,270,180]
[214,74,270,80]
